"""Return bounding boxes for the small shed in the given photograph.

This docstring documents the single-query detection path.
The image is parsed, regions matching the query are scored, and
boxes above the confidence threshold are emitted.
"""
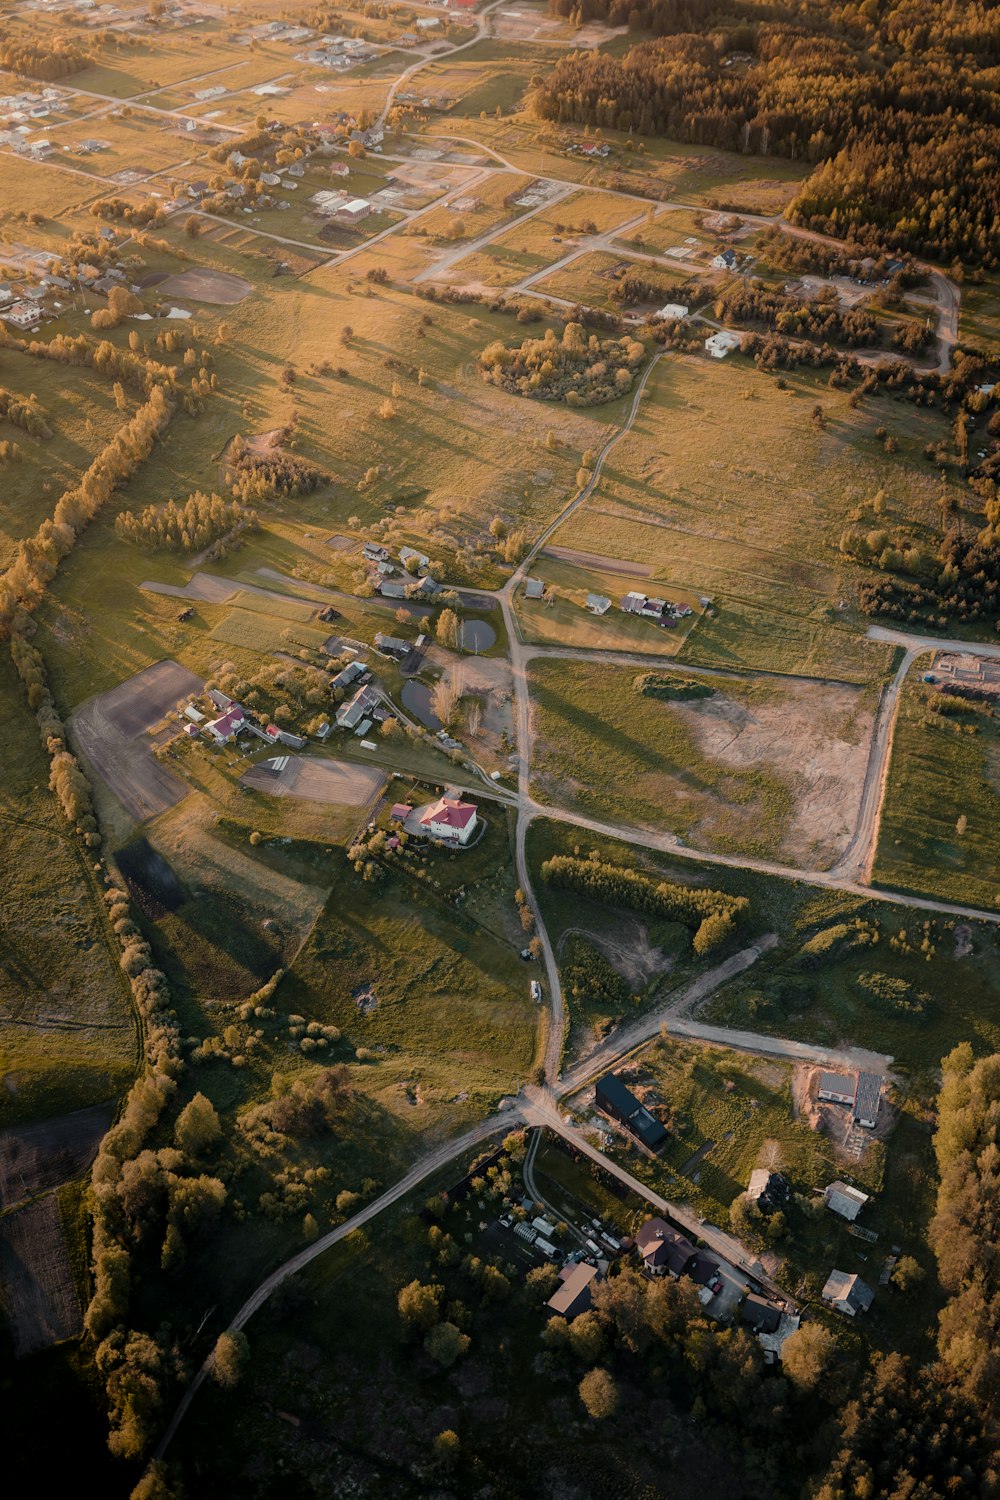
[523,578,544,599]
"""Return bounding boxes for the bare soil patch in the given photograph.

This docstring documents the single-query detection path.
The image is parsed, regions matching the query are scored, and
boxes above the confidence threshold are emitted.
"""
[71,660,203,825]
[673,682,873,868]
[560,916,672,990]
[542,544,654,578]
[241,756,384,807]
[0,1104,112,1210]
[157,268,252,305]
[142,574,239,604]
[0,1195,80,1357]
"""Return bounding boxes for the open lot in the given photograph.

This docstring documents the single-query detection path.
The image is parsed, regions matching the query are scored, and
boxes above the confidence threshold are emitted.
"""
[71,659,202,824]
[529,657,874,866]
[241,754,384,807]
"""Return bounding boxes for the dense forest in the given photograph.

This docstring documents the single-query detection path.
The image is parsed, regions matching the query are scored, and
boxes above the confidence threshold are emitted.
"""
[537,1,1000,263]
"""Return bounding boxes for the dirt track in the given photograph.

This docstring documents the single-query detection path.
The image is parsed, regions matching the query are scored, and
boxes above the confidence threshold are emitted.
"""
[71,660,202,824]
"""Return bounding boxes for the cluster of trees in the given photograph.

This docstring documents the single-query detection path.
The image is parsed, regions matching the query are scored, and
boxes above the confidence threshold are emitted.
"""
[479,323,645,406]
[856,971,931,1020]
[932,1045,1000,1415]
[561,934,636,1016]
[115,492,258,553]
[238,1067,352,1143]
[0,383,173,638]
[856,526,1000,629]
[0,386,51,438]
[753,226,915,283]
[608,266,697,308]
[714,282,885,348]
[91,286,145,333]
[225,438,327,502]
[534,6,1000,263]
[541,852,748,952]
[634,671,713,701]
[91,198,165,229]
[0,34,91,77]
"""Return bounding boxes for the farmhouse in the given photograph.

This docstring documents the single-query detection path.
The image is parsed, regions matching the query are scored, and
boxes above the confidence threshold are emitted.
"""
[635,1218,696,1278]
[2,302,43,329]
[418,794,478,845]
[400,545,430,572]
[546,1262,600,1320]
[824,1181,870,1222]
[711,249,738,271]
[336,683,379,729]
[205,703,246,744]
[363,541,390,561]
[586,593,611,615]
[821,1270,875,1317]
[705,330,742,358]
[595,1072,667,1151]
[620,592,676,625]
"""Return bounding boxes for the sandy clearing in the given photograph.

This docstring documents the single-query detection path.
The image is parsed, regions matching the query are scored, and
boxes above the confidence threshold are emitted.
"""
[142,575,240,603]
[0,1195,80,1357]
[0,1104,112,1210]
[157,268,252,305]
[241,756,384,807]
[673,682,874,868]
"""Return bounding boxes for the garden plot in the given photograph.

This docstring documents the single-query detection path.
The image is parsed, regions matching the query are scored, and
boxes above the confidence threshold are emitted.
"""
[0,1195,80,1357]
[0,1105,112,1211]
[70,659,202,825]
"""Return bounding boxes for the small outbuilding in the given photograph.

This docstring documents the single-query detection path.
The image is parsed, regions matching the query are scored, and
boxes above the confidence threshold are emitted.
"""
[546,1262,599,1320]
[824,1181,870,1222]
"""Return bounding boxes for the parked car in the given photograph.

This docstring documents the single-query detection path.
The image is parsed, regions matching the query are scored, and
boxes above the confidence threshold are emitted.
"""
[520,948,535,961]
[530,980,542,1002]
[709,1276,724,1295]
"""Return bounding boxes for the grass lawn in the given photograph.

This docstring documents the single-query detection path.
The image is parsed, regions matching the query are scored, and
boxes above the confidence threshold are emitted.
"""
[548,350,958,678]
[514,556,702,653]
[873,678,1000,912]
[533,250,693,311]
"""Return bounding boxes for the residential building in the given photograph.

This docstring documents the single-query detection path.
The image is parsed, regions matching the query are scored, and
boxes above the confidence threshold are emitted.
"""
[656,302,689,321]
[546,1262,599,1319]
[400,545,430,572]
[741,1294,783,1334]
[373,632,410,659]
[585,593,611,615]
[705,330,742,358]
[363,541,390,561]
[377,579,408,600]
[205,703,246,743]
[330,659,366,693]
[821,1270,875,1316]
[635,1218,696,1278]
[711,249,738,271]
[595,1072,667,1151]
[818,1071,856,1107]
[418,794,478,845]
[824,1182,870,1222]
[746,1170,791,1215]
[854,1072,882,1129]
[335,197,371,225]
[336,683,379,729]
[2,302,43,329]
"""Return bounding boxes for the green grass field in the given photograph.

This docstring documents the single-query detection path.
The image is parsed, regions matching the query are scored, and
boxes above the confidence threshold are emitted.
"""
[873,678,1000,912]
[514,556,702,653]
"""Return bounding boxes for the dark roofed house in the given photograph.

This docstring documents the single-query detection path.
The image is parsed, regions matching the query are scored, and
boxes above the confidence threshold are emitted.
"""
[635,1218,696,1278]
[547,1262,599,1319]
[853,1072,882,1129]
[741,1294,782,1334]
[595,1072,667,1151]
[374,632,410,659]
[746,1170,791,1216]
[336,683,379,730]
[818,1071,856,1107]
[330,659,366,693]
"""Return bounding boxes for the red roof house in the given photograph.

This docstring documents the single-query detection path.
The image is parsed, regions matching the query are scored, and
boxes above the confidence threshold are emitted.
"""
[418,795,478,845]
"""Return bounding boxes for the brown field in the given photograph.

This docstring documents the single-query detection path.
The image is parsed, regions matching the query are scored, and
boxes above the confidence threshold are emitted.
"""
[0,1195,80,1357]
[0,1105,112,1210]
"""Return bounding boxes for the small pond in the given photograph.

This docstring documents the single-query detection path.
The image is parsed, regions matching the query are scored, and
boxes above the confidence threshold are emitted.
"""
[401,680,442,729]
[459,618,496,653]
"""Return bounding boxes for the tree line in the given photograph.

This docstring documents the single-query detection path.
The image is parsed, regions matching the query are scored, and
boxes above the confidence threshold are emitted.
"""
[541,852,748,953]
[534,5,1000,264]
[0,386,52,439]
